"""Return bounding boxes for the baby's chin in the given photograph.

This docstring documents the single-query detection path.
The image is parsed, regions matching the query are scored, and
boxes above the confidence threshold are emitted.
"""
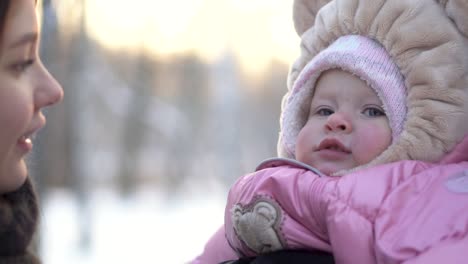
[315,165,337,176]
[316,164,354,176]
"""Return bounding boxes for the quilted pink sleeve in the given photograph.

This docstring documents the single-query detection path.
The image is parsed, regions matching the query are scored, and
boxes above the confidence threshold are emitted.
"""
[224,166,333,257]
[190,225,237,264]
[374,164,468,263]
[402,238,468,264]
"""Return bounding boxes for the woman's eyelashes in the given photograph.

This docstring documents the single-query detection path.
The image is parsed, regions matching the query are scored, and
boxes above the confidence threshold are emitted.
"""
[11,58,35,74]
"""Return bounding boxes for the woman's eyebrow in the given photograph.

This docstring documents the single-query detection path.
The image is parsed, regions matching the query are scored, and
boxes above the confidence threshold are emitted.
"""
[8,32,37,49]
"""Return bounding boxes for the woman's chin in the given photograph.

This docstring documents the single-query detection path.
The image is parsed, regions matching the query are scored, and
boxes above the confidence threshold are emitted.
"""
[0,160,28,194]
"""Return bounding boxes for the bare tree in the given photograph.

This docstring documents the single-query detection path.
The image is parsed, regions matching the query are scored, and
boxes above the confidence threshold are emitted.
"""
[37,0,92,251]
[116,53,154,196]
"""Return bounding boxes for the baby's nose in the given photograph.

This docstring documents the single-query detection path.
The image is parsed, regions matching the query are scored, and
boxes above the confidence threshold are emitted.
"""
[325,112,352,133]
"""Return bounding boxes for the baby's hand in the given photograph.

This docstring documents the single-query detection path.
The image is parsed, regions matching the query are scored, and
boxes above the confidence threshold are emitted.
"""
[231,199,285,254]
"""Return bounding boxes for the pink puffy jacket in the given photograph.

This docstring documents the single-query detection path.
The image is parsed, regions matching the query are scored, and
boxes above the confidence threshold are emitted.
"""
[192,137,468,264]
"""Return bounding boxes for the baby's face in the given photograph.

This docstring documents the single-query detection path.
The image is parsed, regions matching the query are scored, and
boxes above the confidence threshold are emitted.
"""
[295,69,391,175]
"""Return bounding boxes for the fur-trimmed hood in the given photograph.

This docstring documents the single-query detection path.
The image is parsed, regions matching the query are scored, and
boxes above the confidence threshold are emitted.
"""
[278,0,468,172]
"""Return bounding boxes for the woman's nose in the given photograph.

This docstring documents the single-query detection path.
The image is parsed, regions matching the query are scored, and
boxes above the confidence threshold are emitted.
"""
[34,64,64,111]
[325,112,352,133]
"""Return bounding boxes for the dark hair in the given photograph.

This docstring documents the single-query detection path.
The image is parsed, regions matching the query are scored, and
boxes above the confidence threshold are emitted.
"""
[0,0,10,37]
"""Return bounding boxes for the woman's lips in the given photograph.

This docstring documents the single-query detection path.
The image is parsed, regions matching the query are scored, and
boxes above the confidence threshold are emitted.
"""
[17,135,33,152]
[17,122,43,152]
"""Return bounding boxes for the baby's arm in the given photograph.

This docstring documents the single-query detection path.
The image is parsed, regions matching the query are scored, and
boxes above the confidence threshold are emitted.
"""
[401,238,468,264]
[224,165,332,257]
[190,225,237,264]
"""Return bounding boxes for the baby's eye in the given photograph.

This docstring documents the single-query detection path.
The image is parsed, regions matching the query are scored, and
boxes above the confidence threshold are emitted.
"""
[316,108,334,116]
[362,107,385,117]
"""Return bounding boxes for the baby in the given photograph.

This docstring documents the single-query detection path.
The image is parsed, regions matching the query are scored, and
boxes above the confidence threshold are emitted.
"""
[226,34,406,257]
[192,0,468,263]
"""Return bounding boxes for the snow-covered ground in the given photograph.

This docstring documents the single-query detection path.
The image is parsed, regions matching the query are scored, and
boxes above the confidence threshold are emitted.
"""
[40,188,226,264]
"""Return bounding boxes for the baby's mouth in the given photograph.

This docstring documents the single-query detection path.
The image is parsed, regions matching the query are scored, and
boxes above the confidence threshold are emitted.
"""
[317,138,351,153]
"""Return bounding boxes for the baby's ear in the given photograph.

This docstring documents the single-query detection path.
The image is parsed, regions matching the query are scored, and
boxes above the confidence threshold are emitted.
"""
[293,0,332,36]
[438,0,468,37]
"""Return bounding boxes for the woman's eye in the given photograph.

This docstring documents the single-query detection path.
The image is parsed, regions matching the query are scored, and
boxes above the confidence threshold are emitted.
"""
[363,107,385,117]
[12,59,35,73]
[316,108,334,116]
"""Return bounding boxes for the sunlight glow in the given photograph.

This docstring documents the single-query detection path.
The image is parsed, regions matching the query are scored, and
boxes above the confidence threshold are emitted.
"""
[82,0,299,75]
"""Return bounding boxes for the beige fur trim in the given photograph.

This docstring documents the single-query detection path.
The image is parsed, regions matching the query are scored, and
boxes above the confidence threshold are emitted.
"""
[293,0,332,35]
[439,0,468,37]
[279,0,468,170]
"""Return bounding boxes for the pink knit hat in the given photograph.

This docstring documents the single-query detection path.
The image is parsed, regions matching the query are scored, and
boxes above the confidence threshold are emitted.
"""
[279,35,407,158]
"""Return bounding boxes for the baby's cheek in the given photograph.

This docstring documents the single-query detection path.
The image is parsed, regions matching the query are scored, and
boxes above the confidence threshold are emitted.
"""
[354,124,392,163]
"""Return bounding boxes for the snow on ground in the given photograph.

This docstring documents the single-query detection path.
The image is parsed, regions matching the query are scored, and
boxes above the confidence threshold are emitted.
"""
[40,188,226,264]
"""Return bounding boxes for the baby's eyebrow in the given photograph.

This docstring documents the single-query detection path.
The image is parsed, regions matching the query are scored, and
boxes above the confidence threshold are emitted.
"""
[310,95,333,104]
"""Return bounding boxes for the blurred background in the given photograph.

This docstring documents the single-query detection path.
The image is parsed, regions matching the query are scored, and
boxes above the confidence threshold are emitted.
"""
[32,0,299,263]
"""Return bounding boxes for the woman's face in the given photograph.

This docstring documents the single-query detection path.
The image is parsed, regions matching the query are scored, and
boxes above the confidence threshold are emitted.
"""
[0,0,63,193]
